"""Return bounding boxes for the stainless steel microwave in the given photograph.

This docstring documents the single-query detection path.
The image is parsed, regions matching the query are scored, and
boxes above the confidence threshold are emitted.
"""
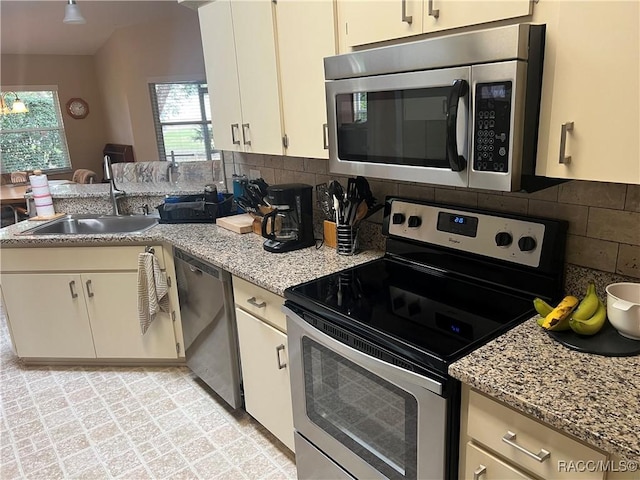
[325,24,546,192]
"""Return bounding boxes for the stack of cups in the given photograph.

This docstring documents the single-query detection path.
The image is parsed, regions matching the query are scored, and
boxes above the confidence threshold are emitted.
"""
[29,170,55,218]
[336,224,358,256]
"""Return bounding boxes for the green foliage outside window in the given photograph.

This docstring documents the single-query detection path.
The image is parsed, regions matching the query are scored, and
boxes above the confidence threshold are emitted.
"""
[0,90,71,174]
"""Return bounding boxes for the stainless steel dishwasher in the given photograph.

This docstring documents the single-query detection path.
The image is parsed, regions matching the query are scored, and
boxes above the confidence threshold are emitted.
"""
[174,248,242,409]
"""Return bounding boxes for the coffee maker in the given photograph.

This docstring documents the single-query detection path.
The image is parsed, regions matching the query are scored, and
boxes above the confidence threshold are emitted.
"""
[261,183,315,253]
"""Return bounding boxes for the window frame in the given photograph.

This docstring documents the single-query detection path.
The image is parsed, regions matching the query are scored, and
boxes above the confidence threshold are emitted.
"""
[148,81,218,163]
[0,85,72,175]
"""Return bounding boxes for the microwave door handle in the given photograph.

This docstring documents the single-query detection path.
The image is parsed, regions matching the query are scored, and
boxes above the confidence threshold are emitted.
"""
[446,79,469,172]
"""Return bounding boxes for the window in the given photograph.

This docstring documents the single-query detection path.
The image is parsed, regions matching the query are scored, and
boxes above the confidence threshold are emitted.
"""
[0,87,71,174]
[149,82,218,163]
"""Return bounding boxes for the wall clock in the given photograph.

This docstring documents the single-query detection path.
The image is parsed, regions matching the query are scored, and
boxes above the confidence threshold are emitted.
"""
[66,97,89,119]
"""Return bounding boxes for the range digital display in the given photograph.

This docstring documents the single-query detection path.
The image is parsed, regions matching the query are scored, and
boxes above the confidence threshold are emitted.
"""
[437,212,479,237]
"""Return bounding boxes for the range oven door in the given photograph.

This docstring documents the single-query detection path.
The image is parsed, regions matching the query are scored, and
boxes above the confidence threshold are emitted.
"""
[285,306,448,480]
[326,66,470,188]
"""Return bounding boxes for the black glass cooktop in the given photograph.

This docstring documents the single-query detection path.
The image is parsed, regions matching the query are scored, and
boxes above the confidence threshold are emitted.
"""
[285,257,534,372]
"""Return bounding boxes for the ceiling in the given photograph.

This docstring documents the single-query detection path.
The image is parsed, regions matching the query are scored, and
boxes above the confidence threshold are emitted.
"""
[0,1,193,55]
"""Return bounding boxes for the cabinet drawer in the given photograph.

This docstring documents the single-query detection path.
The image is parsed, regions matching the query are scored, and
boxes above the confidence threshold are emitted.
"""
[1,246,166,272]
[232,276,286,332]
[468,390,607,480]
[465,441,534,480]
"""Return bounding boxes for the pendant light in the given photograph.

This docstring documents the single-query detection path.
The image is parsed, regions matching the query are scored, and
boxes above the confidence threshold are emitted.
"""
[63,0,86,24]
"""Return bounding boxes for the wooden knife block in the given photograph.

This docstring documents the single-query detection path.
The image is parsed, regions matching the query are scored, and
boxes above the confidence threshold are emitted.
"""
[324,220,337,248]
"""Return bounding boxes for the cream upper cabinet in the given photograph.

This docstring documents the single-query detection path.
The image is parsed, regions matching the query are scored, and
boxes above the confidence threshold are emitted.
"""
[534,1,640,184]
[275,0,336,159]
[338,0,533,51]
[199,0,283,155]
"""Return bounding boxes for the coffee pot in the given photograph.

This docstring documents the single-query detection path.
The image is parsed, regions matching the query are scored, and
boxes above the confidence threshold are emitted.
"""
[261,183,314,253]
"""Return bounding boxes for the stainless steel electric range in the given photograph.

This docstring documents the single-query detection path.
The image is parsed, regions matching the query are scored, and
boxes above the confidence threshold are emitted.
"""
[284,196,567,480]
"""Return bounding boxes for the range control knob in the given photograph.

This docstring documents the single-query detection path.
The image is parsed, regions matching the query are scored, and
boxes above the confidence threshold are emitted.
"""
[518,236,537,252]
[407,216,422,228]
[392,213,406,225]
[495,231,513,247]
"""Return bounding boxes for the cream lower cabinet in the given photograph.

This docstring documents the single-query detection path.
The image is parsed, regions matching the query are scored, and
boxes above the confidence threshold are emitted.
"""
[460,386,636,480]
[233,276,294,452]
[0,246,183,362]
[337,0,533,51]
[534,1,639,184]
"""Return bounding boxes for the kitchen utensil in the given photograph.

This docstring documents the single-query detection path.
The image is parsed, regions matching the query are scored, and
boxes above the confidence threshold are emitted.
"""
[606,282,640,340]
[316,183,332,220]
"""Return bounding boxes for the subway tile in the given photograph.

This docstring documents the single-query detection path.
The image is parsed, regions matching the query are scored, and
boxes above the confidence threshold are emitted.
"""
[302,157,328,175]
[507,183,560,201]
[528,199,589,235]
[368,179,399,204]
[558,180,626,209]
[398,184,435,201]
[477,193,529,215]
[264,155,284,170]
[625,185,640,212]
[564,234,618,273]
[617,243,640,279]
[587,207,640,245]
[434,188,478,207]
[282,156,304,172]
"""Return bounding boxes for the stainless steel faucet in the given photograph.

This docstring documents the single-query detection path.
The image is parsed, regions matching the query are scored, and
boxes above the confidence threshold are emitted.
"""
[103,155,125,215]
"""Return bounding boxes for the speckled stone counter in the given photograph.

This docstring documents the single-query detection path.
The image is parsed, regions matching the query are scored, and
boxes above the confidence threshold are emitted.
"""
[0,220,382,297]
[449,318,640,462]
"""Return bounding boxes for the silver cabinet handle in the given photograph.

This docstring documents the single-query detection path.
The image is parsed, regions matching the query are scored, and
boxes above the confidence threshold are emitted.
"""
[323,123,329,150]
[231,123,240,145]
[276,344,287,369]
[247,296,266,308]
[85,279,94,298]
[69,280,78,299]
[502,431,550,462]
[242,123,251,146]
[473,465,487,480]
[559,121,574,164]
[401,0,413,23]
[427,0,439,18]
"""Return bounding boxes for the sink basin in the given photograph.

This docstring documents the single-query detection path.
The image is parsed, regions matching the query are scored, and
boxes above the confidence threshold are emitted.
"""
[19,214,159,235]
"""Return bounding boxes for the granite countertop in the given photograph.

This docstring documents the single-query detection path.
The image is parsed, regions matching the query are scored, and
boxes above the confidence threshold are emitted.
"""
[0,219,382,297]
[44,181,207,198]
[449,318,640,462]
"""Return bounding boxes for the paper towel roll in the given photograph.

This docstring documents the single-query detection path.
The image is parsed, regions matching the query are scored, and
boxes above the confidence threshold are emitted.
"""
[29,172,55,217]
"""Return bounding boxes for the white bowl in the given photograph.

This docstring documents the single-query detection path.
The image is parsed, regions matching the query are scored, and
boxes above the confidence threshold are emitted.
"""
[606,283,640,340]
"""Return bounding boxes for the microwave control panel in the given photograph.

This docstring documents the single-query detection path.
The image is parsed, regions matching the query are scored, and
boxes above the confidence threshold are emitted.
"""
[387,199,545,268]
[473,81,512,173]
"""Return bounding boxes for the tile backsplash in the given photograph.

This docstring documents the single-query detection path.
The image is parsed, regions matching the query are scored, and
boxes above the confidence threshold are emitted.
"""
[224,151,640,285]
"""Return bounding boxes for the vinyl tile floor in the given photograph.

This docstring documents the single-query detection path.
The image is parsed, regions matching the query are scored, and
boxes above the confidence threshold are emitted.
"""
[0,306,297,480]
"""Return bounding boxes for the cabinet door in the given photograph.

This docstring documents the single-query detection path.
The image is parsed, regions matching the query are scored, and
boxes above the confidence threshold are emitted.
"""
[276,0,336,159]
[424,0,533,33]
[232,0,284,155]
[337,0,423,51]
[235,307,294,451]
[464,442,534,480]
[1,273,96,358]
[84,272,178,359]
[536,1,639,183]
[199,0,244,152]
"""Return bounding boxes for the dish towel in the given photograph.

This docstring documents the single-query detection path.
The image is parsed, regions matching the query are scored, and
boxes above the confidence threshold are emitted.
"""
[137,252,169,335]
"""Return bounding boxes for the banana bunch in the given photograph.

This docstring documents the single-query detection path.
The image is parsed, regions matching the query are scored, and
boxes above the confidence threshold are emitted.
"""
[533,282,607,335]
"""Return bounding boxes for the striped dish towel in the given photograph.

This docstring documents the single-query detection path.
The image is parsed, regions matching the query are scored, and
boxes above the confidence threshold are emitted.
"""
[138,252,170,335]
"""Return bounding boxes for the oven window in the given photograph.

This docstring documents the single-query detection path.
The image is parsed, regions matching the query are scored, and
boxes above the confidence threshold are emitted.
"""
[302,337,418,480]
[336,87,450,168]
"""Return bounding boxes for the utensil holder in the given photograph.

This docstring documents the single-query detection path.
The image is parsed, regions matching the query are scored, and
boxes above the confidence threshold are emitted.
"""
[336,224,359,256]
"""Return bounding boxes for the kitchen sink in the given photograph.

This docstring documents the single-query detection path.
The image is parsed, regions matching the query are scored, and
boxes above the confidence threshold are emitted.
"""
[19,214,159,235]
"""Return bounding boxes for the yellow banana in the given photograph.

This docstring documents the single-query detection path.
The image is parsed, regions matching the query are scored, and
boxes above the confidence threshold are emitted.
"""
[571,282,599,321]
[542,295,579,331]
[569,299,607,335]
[533,298,554,318]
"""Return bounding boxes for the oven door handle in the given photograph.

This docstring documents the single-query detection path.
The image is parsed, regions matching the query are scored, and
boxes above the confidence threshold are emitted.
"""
[284,306,444,396]
[446,79,468,172]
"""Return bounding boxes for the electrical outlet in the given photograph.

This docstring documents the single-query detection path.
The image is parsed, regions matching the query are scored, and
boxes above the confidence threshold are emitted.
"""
[249,169,261,180]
